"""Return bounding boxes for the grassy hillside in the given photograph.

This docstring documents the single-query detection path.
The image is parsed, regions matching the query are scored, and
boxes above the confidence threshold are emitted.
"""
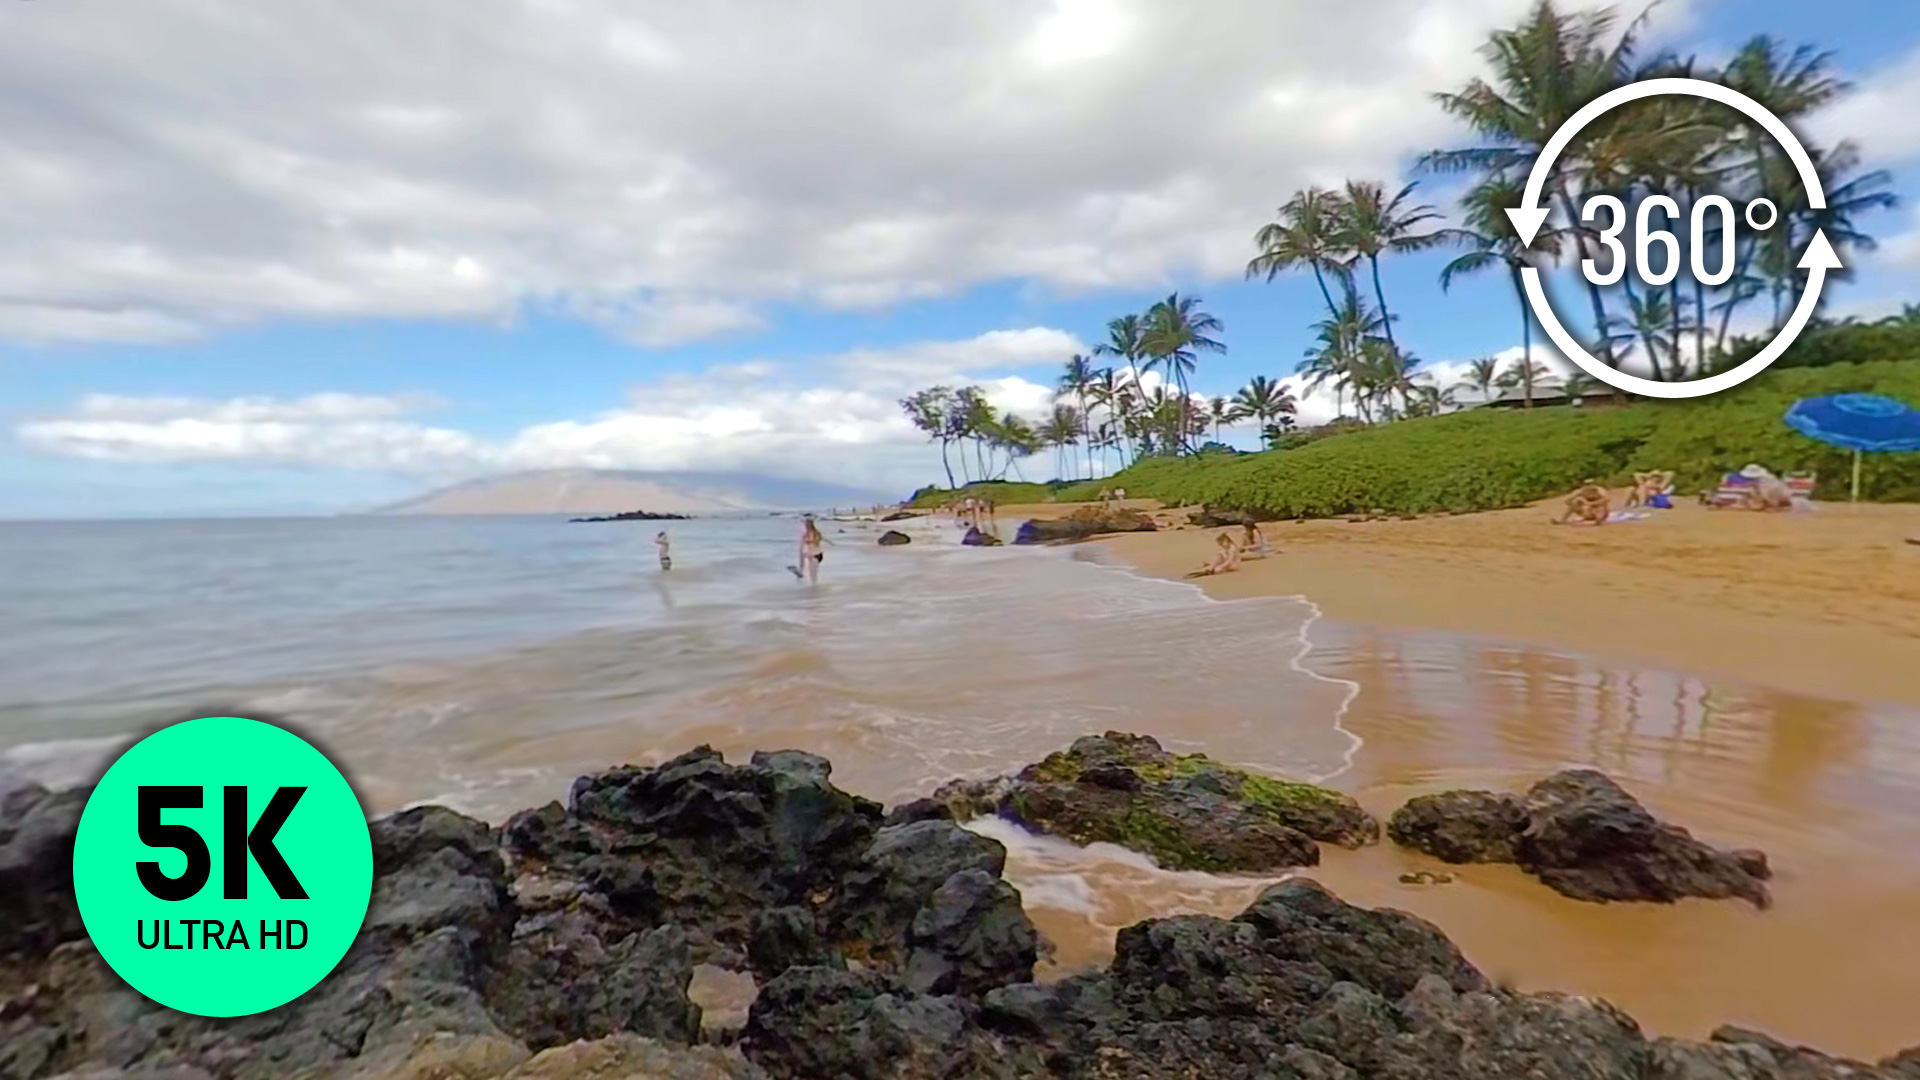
[909,360,1920,518]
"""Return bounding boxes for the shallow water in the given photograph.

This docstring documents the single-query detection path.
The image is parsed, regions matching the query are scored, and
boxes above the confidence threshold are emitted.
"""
[5,514,1918,1058]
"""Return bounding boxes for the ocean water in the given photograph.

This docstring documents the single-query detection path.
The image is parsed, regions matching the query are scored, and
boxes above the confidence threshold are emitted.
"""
[0,512,1354,814]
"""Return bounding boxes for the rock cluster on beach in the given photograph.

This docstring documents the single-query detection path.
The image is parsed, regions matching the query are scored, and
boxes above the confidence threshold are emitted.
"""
[1387,769,1774,908]
[877,530,911,546]
[929,732,1378,872]
[1012,507,1157,545]
[3,743,1915,1080]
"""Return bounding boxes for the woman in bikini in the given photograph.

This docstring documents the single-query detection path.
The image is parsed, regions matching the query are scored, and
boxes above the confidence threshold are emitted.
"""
[1239,520,1272,558]
[798,516,827,584]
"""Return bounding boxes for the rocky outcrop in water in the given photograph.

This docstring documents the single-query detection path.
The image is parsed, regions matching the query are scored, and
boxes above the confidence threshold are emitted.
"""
[933,733,1378,872]
[879,511,918,522]
[960,527,1001,547]
[877,530,911,546]
[3,747,1911,1080]
[567,510,691,522]
[1012,507,1157,545]
[1388,770,1773,907]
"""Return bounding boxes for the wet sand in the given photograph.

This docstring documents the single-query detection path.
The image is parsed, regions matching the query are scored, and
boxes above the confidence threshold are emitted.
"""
[988,498,1920,1059]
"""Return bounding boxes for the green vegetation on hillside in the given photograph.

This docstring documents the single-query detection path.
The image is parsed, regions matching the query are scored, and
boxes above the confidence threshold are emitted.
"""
[906,360,1920,517]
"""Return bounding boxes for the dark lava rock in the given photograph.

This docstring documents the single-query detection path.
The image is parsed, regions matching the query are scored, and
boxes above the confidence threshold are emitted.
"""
[502,747,1039,998]
[880,511,918,522]
[486,913,699,1050]
[1387,789,1528,863]
[877,530,911,546]
[741,876,1919,1080]
[1012,507,1157,545]
[960,527,1001,547]
[939,732,1377,873]
[1386,770,1772,908]
[902,870,1037,997]
[742,967,1027,1080]
[1519,770,1771,908]
[568,509,691,522]
[504,746,886,957]
[0,784,89,961]
[1187,505,1257,527]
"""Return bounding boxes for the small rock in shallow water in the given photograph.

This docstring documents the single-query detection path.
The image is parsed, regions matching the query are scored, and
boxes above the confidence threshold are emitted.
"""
[1387,769,1772,908]
[1399,870,1456,885]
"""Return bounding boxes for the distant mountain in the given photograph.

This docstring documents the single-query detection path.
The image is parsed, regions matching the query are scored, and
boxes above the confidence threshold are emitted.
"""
[371,469,887,516]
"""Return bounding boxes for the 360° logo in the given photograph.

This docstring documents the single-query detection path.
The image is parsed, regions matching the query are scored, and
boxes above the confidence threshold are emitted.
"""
[1508,77,1840,399]
[71,716,372,1017]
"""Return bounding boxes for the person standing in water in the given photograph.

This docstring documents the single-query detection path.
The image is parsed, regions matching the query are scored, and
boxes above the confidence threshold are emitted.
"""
[655,530,672,571]
[798,515,827,585]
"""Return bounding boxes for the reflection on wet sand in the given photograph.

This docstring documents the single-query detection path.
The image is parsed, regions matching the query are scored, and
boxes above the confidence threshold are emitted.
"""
[1002,621,1920,1060]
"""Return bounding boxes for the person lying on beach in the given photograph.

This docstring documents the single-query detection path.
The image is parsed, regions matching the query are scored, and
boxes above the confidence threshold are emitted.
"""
[1554,483,1611,526]
[1239,521,1272,558]
[1185,532,1243,577]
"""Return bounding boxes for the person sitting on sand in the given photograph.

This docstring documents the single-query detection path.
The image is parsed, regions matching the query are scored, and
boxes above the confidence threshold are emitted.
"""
[1555,482,1611,526]
[655,530,671,571]
[1740,464,1794,511]
[1239,521,1272,558]
[1185,532,1243,577]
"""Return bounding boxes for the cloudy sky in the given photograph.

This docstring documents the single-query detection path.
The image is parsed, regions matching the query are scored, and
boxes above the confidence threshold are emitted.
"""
[4,0,1918,517]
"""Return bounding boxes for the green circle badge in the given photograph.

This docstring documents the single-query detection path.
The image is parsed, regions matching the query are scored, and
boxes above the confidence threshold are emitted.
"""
[72,716,373,1017]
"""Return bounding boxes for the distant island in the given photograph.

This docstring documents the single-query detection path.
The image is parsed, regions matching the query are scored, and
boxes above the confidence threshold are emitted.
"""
[568,509,690,523]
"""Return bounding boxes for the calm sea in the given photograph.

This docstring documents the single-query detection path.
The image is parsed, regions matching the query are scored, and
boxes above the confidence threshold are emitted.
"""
[0,513,1350,815]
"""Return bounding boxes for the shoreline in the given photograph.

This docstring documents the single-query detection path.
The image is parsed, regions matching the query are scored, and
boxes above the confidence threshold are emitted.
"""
[1067,498,1920,710]
[982,498,1920,1058]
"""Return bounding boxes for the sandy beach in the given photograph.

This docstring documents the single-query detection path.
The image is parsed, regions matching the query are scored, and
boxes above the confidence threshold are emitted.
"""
[978,496,1920,1059]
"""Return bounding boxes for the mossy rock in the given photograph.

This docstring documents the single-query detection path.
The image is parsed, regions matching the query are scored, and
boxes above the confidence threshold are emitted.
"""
[967,732,1378,873]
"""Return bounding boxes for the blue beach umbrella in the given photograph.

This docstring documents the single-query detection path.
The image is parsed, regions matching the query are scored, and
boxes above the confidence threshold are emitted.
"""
[1782,393,1920,502]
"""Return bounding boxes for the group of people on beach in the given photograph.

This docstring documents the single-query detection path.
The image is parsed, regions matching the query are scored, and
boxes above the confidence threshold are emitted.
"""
[1186,520,1272,578]
[942,495,997,531]
[649,515,832,585]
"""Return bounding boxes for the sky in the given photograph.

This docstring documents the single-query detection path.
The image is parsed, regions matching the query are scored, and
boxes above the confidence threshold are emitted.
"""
[3,0,1918,518]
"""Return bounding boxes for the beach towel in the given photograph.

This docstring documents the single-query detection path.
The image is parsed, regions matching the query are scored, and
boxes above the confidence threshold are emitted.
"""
[1605,511,1651,523]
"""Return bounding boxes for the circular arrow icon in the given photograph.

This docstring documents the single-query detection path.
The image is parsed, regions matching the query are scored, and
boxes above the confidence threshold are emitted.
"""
[1510,77,1838,400]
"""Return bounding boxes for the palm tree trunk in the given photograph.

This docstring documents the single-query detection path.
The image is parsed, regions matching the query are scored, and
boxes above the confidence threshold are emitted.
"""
[1553,185,1616,362]
[939,439,956,488]
[1308,264,1342,321]
[1508,261,1532,409]
[1621,277,1666,381]
[1368,254,1396,350]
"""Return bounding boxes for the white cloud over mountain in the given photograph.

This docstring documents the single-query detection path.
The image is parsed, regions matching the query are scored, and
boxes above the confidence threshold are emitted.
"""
[16,329,1085,492]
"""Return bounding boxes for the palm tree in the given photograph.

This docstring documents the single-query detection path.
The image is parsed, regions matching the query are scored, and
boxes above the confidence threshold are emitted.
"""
[1141,294,1226,453]
[1093,315,1150,458]
[1299,285,1385,420]
[1451,357,1503,404]
[1056,353,1098,480]
[1439,174,1563,403]
[1248,186,1353,321]
[1496,359,1562,399]
[1232,376,1298,447]
[1560,372,1602,401]
[1336,180,1445,350]
[1427,1,1653,363]
[1038,404,1082,481]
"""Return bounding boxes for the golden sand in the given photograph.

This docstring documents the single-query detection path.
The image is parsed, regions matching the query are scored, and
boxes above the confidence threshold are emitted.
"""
[986,497,1920,1059]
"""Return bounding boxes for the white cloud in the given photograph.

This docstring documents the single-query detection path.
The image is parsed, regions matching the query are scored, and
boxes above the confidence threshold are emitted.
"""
[13,329,1090,492]
[18,393,487,471]
[1811,42,1920,164]
[0,0,1708,345]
